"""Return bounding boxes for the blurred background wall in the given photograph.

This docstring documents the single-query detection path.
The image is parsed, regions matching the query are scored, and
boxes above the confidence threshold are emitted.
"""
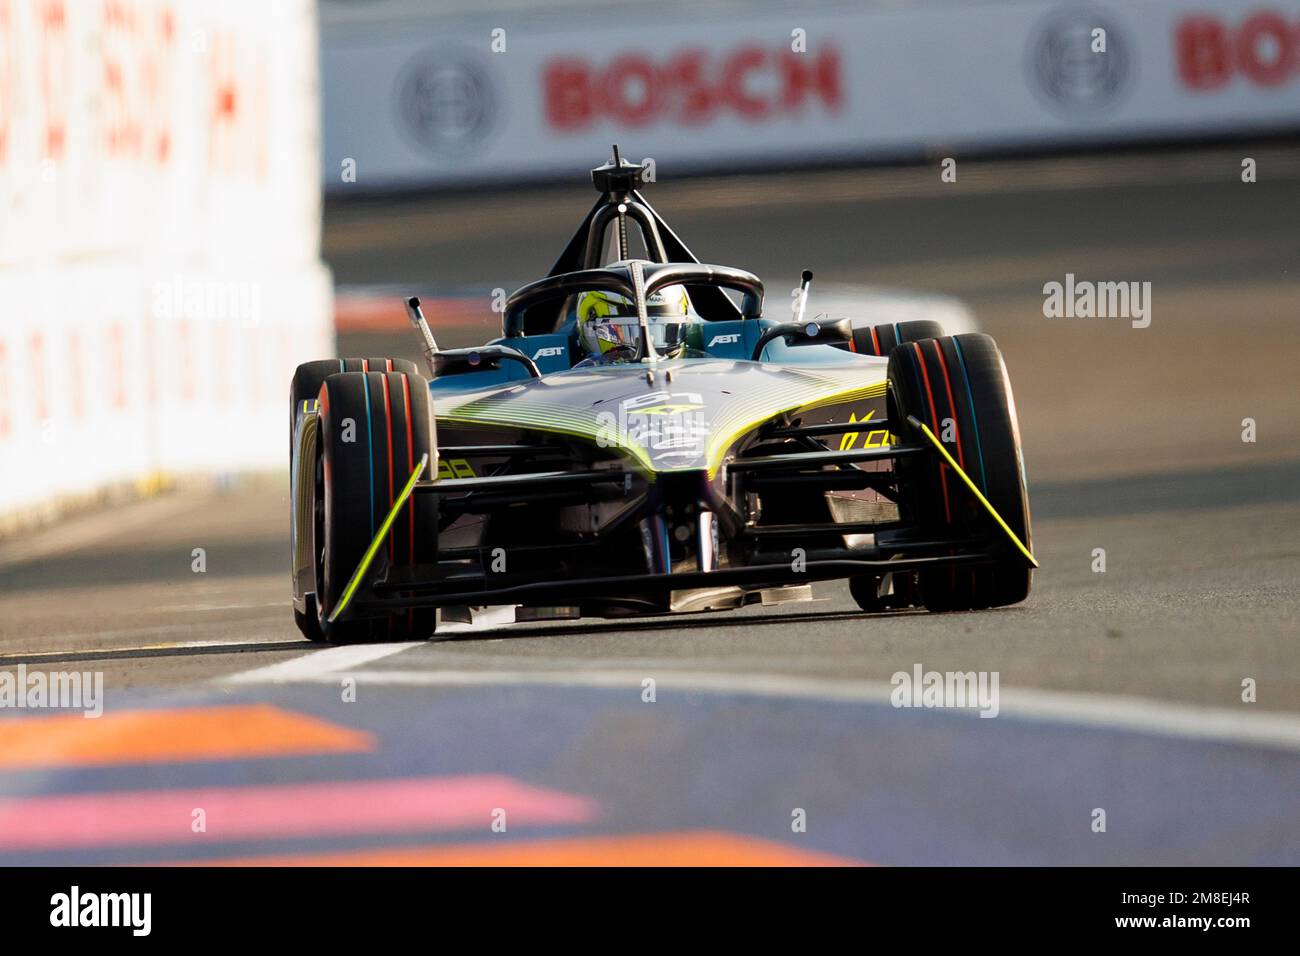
[0,0,332,525]
[319,0,1300,190]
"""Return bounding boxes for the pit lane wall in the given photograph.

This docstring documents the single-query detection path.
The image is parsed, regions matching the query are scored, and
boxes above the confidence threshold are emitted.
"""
[319,0,1300,190]
[0,0,333,523]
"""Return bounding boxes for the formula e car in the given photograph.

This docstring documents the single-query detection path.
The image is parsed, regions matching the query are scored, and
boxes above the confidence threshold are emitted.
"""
[289,149,1036,643]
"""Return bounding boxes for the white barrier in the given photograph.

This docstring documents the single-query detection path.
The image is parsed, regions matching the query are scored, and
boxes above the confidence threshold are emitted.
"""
[0,0,334,520]
[319,0,1300,190]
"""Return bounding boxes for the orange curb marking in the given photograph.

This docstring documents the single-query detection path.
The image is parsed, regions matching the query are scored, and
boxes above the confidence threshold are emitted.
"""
[175,831,864,867]
[0,704,373,770]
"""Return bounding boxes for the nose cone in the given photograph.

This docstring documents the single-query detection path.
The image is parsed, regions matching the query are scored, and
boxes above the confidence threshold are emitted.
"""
[434,359,887,477]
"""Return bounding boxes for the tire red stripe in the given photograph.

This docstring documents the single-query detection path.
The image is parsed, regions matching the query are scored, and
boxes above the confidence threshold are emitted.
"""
[381,374,395,563]
[911,341,951,523]
[400,374,415,567]
[930,340,966,591]
[400,374,416,634]
[930,340,965,470]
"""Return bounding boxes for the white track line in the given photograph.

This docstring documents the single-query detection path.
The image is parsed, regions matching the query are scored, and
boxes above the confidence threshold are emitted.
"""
[221,657,1300,753]
[997,687,1300,752]
[222,642,420,683]
[221,608,522,683]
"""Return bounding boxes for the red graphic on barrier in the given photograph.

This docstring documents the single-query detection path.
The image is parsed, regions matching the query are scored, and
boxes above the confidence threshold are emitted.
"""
[29,332,48,425]
[177,320,195,403]
[108,324,127,410]
[39,0,69,162]
[102,0,176,164]
[544,44,842,131]
[0,0,16,167]
[208,30,269,180]
[68,331,85,421]
[1177,11,1299,90]
[0,338,10,438]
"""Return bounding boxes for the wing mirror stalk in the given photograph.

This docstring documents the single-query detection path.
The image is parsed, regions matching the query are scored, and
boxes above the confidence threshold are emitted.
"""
[433,345,541,379]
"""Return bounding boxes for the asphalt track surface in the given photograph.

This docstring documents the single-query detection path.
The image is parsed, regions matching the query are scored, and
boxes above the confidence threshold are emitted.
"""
[1,144,1298,865]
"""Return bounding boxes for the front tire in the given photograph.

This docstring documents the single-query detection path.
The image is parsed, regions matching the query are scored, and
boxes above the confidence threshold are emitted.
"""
[314,368,439,643]
[887,333,1032,611]
[290,358,425,641]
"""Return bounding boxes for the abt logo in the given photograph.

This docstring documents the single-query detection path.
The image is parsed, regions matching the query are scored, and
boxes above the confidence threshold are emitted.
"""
[532,345,565,359]
[707,333,740,347]
[544,44,841,131]
[1177,12,1300,89]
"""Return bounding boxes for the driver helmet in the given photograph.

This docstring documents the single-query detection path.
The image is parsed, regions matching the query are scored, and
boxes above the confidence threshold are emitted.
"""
[577,284,691,358]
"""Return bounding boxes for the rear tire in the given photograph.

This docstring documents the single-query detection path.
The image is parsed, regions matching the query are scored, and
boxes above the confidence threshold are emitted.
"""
[291,358,421,450]
[292,358,418,442]
[851,320,945,357]
[886,333,1032,611]
[849,571,920,612]
[313,368,438,643]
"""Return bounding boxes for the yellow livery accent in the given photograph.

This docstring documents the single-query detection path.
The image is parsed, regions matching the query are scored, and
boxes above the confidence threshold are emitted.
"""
[328,453,429,625]
[911,417,1038,569]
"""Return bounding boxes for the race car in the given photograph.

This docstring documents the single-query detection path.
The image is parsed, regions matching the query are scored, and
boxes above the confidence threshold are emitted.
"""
[289,148,1036,643]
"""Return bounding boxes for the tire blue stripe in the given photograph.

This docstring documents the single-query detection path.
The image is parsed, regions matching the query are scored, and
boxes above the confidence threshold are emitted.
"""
[361,372,376,535]
[952,338,988,493]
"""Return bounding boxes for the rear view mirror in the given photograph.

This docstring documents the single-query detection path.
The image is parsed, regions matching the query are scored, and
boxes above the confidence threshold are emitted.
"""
[750,316,853,361]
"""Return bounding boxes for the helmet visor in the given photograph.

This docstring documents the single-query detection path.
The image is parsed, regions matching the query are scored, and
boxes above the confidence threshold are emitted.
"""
[650,318,687,352]
[591,315,641,354]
